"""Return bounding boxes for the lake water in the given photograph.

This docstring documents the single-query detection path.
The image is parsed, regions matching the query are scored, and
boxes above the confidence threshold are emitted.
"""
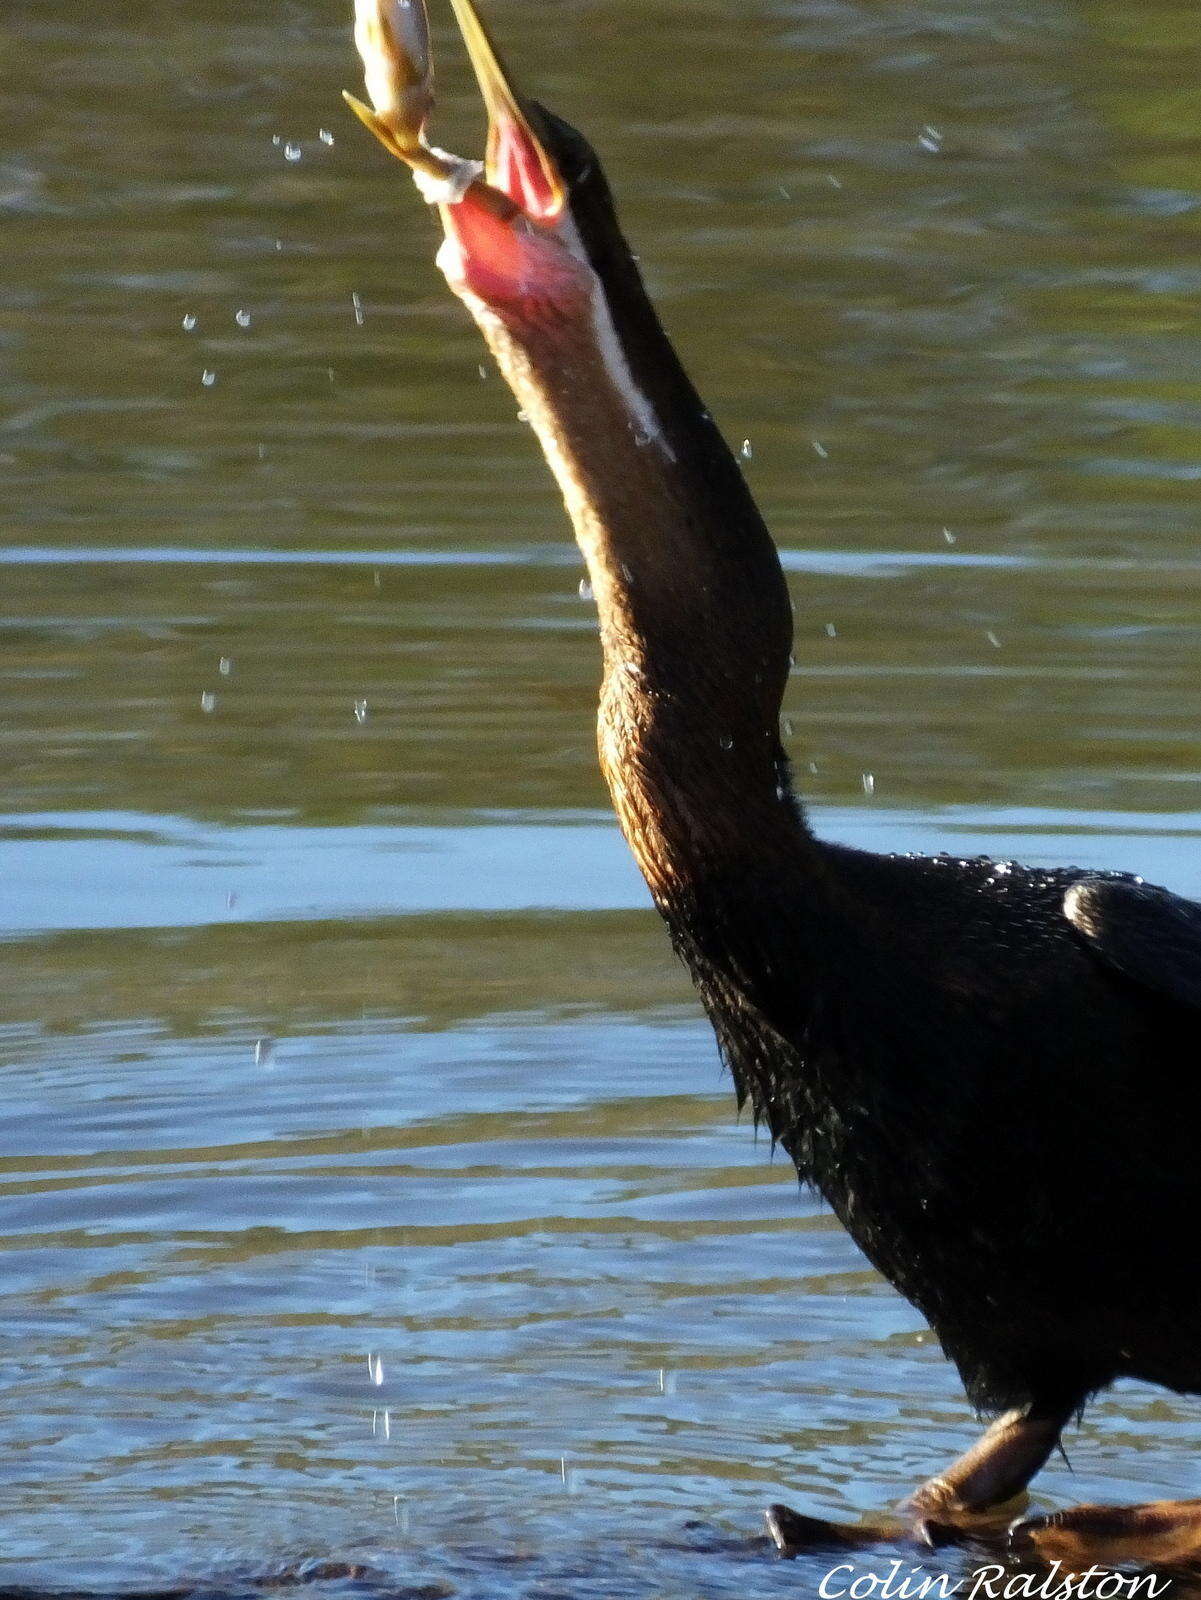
[2,0,1201,1593]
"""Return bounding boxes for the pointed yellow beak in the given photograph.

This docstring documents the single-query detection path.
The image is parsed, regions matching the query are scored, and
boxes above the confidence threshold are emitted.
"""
[446,0,565,214]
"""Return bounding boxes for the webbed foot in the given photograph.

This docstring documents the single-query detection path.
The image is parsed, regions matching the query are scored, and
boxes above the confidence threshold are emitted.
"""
[1010,1498,1201,1570]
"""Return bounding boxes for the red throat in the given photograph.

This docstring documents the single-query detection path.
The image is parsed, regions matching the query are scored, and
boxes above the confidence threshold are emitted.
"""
[487,111,559,220]
[438,112,577,308]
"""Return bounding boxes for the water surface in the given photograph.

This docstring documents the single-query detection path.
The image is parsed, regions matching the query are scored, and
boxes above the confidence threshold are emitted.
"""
[2,0,1201,1592]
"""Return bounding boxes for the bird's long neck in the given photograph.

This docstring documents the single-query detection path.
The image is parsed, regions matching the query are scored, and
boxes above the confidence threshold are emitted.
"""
[451,247,810,910]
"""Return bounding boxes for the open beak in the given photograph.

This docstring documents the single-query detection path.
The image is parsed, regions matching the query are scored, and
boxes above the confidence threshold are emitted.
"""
[346,0,565,220]
[446,0,564,217]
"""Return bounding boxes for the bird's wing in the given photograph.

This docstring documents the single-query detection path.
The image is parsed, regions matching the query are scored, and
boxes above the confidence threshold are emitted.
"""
[1064,876,1201,1010]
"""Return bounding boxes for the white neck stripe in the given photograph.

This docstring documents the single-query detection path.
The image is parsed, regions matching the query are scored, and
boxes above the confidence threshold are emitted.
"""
[557,212,676,463]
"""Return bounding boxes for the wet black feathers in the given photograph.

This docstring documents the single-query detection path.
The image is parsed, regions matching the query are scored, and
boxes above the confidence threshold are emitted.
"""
[1065,876,1201,1011]
[659,843,1201,1417]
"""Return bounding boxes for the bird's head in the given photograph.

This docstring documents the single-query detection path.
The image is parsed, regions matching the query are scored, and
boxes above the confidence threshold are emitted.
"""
[347,0,633,325]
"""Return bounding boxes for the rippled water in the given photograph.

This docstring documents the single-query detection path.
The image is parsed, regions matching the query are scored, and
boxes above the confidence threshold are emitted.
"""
[3,0,1201,1592]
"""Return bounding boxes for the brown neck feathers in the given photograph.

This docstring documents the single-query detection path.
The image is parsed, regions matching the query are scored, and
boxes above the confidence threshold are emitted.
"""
[453,267,807,901]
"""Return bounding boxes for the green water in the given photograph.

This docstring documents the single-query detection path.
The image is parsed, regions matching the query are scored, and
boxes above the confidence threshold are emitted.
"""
[1,0,1200,1591]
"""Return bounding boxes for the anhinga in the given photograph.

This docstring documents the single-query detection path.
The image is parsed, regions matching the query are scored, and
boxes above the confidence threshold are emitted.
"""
[347,0,1201,1569]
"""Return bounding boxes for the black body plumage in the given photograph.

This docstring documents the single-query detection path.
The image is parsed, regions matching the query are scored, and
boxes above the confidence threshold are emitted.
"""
[662,839,1201,1418]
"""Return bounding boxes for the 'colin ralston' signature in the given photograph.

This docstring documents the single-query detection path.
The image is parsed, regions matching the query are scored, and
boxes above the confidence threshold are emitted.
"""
[818,1561,1172,1599]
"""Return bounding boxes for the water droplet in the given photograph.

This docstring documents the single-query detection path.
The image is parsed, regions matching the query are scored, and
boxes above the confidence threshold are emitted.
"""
[235,307,252,328]
[254,1037,275,1066]
[352,291,365,326]
[271,133,282,146]
[354,699,368,724]
[942,527,957,544]
[318,127,335,146]
[825,173,843,189]
[200,690,216,712]
[368,1353,384,1386]
[578,578,594,602]
[284,141,303,162]
[181,312,197,331]
[918,125,943,153]
[516,408,530,423]
[740,438,753,460]
[477,363,489,381]
[862,772,876,796]
[201,369,216,387]
[812,440,828,458]
[373,569,382,590]
[719,736,734,751]
[777,184,791,200]
[985,630,1001,648]
[825,622,837,638]
[218,656,232,676]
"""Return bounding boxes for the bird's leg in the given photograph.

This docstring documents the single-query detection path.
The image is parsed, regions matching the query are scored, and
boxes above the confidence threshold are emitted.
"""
[907,1401,1076,1547]
[1011,1499,1201,1569]
[766,1401,1074,1557]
